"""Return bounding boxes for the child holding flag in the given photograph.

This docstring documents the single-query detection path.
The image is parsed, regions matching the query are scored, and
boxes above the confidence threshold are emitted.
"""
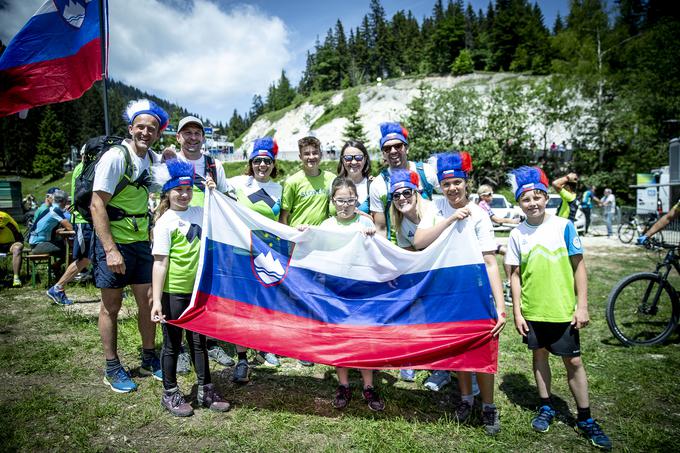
[150,160,231,417]
[506,166,611,450]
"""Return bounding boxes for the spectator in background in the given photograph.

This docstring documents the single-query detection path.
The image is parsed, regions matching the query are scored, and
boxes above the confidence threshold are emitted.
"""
[28,189,72,275]
[600,188,616,238]
[148,192,159,213]
[552,172,579,222]
[580,185,597,236]
[0,211,24,287]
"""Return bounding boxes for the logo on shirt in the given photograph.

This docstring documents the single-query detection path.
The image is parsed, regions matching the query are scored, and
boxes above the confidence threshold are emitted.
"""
[572,236,582,249]
[250,230,295,287]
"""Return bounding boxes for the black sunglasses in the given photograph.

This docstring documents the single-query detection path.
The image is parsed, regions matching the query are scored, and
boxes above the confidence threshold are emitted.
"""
[382,143,405,153]
[252,157,273,166]
[392,189,414,200]
[342,154,365,162]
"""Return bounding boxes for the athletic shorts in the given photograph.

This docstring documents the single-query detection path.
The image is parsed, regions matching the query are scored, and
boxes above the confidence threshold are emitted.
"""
[91,237,152,289]
[523,320,581,357]
[0,242,19,254]
[30,241,64,256]
[72,223,93,261]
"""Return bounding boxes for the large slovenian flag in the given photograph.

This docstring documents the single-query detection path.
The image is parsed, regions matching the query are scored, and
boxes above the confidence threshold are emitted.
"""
[172,191,499,372]
[0,0,106,117]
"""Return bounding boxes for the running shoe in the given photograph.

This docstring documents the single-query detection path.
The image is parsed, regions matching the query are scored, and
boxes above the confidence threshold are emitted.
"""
[454,400,473,423]
[46,285,73,305]
[256,351,281,367]
[208,346,235,367]
[362,386,385,412]
[198,384,231,412]
[140,356,163,381]
[400,369,416,382]
[12,275,21,287]
[103,367,137,393]
[423,370,451,392]
[299,360,314,367]
[482,407,501,435]
[332,385,352,409]
[575,418,612,450]
[232,359,250,383]
[531,405,556,432]
[176,351,191,375]
[161,389,194,417]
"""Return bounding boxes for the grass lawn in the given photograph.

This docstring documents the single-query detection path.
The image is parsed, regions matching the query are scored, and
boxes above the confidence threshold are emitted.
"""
[1,242,679,451]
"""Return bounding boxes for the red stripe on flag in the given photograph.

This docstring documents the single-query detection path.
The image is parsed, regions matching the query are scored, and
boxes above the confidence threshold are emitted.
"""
[170,291,498,373]
[0,38,101,117]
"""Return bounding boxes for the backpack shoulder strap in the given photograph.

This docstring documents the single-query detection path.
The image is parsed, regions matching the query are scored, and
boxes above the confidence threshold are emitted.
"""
[111,144,133,198]
[415,161,433,200]
[204,154,217,180]
[380,168,392,237]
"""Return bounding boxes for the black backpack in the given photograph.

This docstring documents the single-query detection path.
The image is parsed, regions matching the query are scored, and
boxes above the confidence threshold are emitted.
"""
[72,135,135,223]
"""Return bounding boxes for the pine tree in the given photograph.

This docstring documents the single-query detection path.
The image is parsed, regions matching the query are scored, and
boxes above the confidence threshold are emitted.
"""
[451,49,474,75]
[342,112,367,142]
[33,107,67,179]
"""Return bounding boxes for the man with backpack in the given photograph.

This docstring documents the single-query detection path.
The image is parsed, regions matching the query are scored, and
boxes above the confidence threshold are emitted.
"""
[369,122,439,241]
[90,99,168,393]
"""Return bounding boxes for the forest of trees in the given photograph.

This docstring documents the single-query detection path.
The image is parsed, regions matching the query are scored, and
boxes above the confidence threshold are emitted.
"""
[0,0,678,194]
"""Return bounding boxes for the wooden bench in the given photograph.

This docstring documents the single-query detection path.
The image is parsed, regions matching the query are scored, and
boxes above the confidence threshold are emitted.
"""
[23,253,55,288]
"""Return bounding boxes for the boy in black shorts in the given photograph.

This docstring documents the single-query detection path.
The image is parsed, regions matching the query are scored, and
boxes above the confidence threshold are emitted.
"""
[505,166,612,450]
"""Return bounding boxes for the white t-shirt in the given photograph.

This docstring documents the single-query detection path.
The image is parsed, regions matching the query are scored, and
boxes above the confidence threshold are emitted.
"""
[320,213,375,232]
[177,152,231,193]
[151,206,204,256]
[369,162,439,213]
[397,200,443,248]
[602,194,616,213]
[93,140,161,194]
[229,175,282,202]
[433,198,497,252]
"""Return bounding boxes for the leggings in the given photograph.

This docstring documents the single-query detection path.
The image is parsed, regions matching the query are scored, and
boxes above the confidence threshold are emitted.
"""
[161,292,210,391]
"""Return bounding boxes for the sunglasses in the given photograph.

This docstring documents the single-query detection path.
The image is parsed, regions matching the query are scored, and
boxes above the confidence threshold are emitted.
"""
[333,197,357,206]
[382,143,405,153]
[252,157,273,166]
[392,189,414,200]
[342,154,365,163]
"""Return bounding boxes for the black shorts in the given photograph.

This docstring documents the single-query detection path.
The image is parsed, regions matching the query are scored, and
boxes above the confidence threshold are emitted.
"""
[0,242,20,254]
[523,320,581,357]
[91,237,152,289]
[72,223,93,261]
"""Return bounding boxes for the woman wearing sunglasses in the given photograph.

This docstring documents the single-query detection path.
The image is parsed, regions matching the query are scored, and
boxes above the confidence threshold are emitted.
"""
[228,137,284,374]
[336,140,373,213]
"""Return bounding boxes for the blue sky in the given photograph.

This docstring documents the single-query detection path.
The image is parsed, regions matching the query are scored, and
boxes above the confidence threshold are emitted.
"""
[1,0,570,124]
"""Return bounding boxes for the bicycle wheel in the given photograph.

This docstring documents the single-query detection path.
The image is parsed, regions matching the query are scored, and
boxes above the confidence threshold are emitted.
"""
[606,272,680,346]
[618,222,635,243]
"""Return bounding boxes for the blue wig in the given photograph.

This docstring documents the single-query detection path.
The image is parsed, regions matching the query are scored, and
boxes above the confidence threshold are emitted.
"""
[123,99,170,131]
[436,152,473,182]
[161,159,195,193]
[508,166,549,200]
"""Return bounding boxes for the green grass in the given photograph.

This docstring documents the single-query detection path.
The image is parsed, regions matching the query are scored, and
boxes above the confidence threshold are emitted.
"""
[310,88,361,130]
[0,244,679,451]
[1,172,74,199]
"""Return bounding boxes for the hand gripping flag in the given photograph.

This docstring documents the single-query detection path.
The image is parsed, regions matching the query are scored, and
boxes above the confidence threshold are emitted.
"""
[172,191,499,372]
[0,0,106,117]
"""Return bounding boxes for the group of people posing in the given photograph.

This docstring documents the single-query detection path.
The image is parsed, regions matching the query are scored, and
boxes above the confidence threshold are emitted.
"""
[51,98,610,450]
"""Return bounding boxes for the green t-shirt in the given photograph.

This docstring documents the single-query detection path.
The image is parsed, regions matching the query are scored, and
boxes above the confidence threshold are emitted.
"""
[281,170,336,227]
[151,206,203,294]
[557,188,577,221]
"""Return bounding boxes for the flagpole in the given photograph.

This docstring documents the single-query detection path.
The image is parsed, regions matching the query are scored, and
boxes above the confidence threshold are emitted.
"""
[98,0,110,135]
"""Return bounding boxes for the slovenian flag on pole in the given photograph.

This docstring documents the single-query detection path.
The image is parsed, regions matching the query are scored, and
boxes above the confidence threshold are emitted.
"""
[0,0,106,117]
[172,191,499,372]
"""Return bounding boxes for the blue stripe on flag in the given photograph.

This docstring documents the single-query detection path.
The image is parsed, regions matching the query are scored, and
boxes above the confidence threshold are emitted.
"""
[198,239,497,326]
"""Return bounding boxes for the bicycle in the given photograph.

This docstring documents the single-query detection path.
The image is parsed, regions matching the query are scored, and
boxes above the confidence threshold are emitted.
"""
[606,240,680,346]
[617,213,662,244]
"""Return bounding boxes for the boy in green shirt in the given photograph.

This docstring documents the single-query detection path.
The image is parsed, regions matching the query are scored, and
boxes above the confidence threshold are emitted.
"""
[280,136,336,227]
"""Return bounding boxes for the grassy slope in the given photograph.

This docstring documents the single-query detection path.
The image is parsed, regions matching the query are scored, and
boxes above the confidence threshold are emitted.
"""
[0,246,679,451]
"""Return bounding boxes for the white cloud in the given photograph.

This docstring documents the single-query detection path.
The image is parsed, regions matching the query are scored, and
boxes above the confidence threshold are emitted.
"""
[109,0,291,122]
[1,0,292,122]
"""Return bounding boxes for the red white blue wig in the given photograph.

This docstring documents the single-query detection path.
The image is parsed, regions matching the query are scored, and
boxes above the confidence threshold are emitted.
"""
[508,166,550,200]
[155,159,195,193]
[123,99,170,131]
[250,137,279,161]
[436,152,473,182]
[390,169,420,193]
[379,122,409,149]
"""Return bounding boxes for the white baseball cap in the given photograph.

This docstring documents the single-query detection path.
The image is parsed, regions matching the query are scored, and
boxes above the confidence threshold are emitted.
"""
[177,116,204,134]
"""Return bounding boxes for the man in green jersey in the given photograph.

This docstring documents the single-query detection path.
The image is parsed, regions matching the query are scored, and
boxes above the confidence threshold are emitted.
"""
[551,172,579,222]
[90,99,168,393]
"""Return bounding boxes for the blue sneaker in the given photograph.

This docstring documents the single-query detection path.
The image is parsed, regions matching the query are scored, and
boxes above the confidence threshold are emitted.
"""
[576,418,612,450]
[531,405,556,432]
[104,367,137,393]
[140,356,163,381]
[400,369,416,382]
[46,286,73,306]
[423,370,451,391]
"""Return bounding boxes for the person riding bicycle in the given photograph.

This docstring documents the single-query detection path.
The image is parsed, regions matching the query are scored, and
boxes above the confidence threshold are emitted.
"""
[637,199,680,245]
